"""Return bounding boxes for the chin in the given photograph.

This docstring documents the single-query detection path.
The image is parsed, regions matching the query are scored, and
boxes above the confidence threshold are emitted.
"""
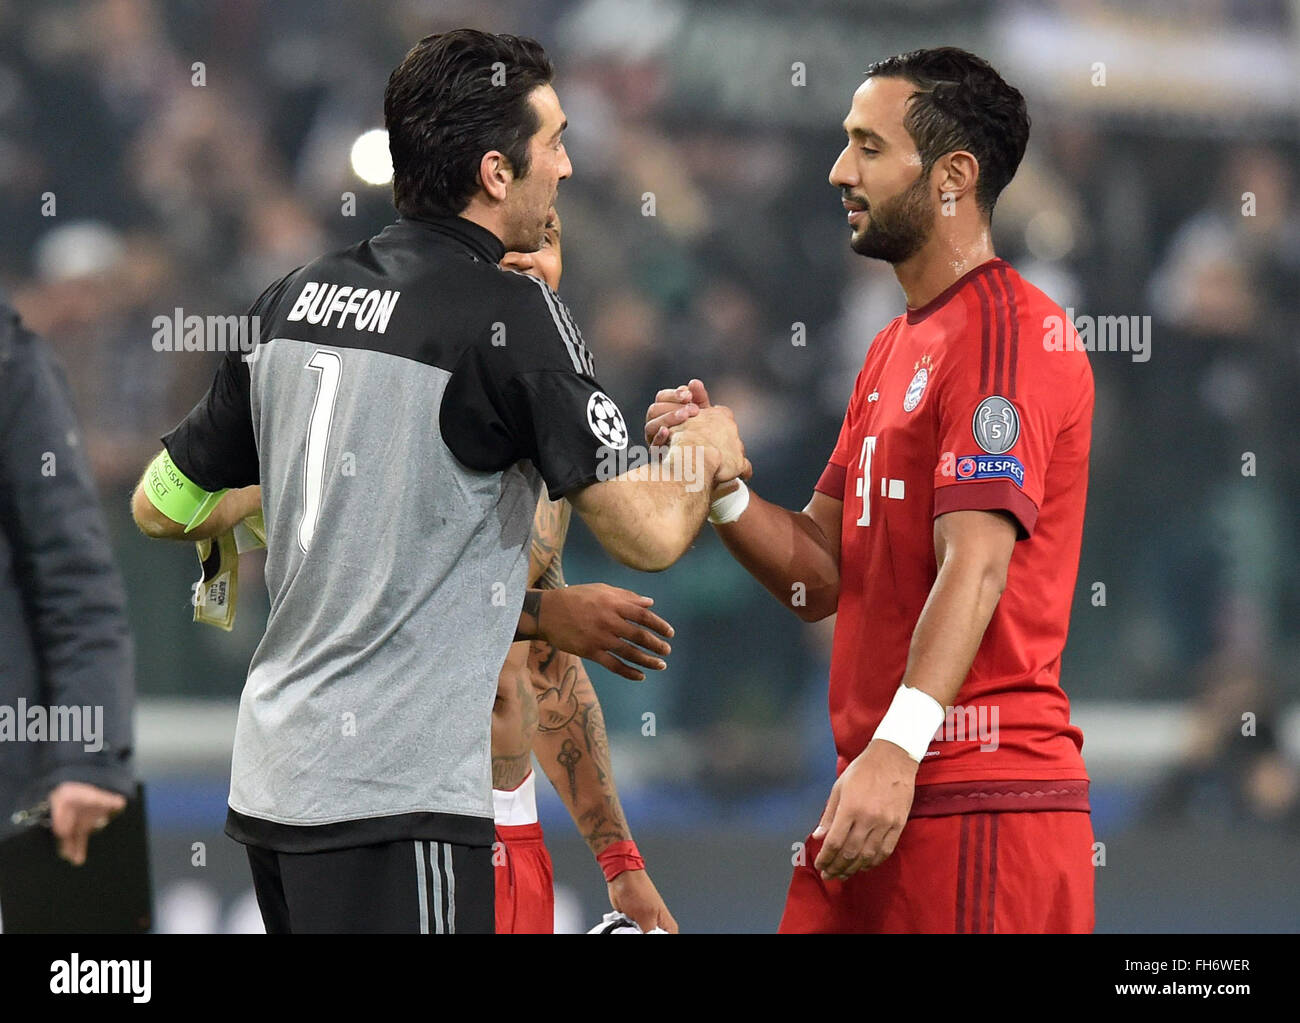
[849,231,878,257]
[517,226,546,254]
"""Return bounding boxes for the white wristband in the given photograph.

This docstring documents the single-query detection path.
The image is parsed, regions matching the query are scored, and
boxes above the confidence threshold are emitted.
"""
[708,480,750,525]
[872,684,946,763]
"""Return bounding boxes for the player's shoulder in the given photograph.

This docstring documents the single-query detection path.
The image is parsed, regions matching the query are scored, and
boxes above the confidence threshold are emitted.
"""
[1001,265,1094,388]
[491,268,595,375]
[945,260,1091,395]
[999,261,1069,330]
[493,264,566,315]
[250,266,307,318]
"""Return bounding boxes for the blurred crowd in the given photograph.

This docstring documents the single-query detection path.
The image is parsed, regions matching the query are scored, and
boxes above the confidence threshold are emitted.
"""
[1,0,1297,816]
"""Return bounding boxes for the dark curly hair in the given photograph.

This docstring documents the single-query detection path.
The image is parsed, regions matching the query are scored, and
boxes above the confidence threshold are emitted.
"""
[384,29,553,218]
[865,47,1029,216]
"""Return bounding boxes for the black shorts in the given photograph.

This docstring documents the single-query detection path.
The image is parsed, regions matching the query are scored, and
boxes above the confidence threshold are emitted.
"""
[246,839,494,934]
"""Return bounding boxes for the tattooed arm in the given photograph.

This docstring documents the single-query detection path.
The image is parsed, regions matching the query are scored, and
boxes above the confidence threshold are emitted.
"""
[529,496,571,590]
[513,497,674,681]
[529,637,677,932]
[494,497,573,792]
[529,638,628,851]
[498,495,676,930]
[525,501,632,855]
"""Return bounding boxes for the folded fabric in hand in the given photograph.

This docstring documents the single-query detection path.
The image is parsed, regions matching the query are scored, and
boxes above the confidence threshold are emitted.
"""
[586,911,669,934]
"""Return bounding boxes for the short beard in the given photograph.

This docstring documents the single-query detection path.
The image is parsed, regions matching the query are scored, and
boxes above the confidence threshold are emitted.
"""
[850,171,934,264]
[502,197,548,254]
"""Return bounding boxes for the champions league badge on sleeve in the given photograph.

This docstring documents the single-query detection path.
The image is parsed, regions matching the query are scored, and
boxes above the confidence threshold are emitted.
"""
[972,395,1020,454]
[587,390,629,450]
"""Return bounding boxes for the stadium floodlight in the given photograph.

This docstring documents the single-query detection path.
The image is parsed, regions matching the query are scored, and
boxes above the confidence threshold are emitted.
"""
[350,128,393,186]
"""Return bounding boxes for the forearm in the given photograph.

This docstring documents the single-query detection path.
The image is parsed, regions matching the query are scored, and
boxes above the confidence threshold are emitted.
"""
[570,444,718,572]
[532,646,633,855]
[131,476,260,541]
[898,557,1005,709]
[529,498,571,589]
[514,589,543,640]
[715,490,840,621]
[515,495,571,639]
[182,487,261,540]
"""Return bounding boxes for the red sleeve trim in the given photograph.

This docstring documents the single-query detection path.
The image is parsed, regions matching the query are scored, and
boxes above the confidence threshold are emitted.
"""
[814,461,847,501]
[934,479,1039,539]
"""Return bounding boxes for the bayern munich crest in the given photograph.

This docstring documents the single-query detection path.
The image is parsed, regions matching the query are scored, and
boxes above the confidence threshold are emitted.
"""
[903,355,932,413]
[586,390,628,450]
[972,395,1020,454]
[903,368,928,412]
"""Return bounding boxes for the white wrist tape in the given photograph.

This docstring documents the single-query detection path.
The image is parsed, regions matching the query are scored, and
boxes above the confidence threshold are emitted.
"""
[872,684,946,762]
[708,480,751,525]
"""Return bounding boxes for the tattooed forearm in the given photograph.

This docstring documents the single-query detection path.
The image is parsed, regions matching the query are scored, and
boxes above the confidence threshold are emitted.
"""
[532,641,581,732]
[529,497,572,589]
[581,700,612,773]
[557,738,582,802]
[576,702,631,850]
[514,589,542,641]
[536,545,567,590]
[578,796,631,854]
[527,499,569,587]
[532,661,634,853]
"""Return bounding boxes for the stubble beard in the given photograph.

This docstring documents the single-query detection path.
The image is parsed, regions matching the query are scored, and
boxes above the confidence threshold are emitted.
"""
[850,171,935,264]
[502,183,552,255]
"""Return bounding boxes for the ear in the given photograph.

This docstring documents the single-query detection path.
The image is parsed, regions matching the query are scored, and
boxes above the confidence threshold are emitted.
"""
[933,150,980,207]
[478,150,514,203]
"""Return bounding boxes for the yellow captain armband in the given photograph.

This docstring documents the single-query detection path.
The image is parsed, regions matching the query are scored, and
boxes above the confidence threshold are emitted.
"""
[143,449,227,533]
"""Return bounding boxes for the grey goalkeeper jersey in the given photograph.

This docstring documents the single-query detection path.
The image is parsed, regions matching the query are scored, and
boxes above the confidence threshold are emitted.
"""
[162,215,629,852]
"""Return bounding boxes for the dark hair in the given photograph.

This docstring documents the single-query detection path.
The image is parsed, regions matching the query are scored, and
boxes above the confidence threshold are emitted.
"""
[864,47,1029,216]
[384,29,553,218]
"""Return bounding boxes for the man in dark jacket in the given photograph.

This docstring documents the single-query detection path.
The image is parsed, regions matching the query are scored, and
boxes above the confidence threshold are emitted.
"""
[0,302,135,869]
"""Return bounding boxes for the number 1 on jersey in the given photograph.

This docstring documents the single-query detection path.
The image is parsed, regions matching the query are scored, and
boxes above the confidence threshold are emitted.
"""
[854,435,877,527]
[298,350,342,553]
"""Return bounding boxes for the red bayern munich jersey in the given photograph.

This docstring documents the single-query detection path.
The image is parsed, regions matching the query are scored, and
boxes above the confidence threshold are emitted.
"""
[816,258,1093,812]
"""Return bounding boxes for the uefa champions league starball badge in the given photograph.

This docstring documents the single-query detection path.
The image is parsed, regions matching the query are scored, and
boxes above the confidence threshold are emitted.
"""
[586,390,628,450]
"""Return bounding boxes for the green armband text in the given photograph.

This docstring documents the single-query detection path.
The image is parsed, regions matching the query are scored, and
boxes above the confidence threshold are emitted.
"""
[143,449,227,533]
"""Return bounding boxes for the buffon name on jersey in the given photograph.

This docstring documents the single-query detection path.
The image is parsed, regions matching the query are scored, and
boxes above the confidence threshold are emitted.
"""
[286,281,402,333]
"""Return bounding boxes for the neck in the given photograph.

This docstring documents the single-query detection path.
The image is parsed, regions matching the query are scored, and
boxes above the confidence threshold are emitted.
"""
[457,198,508,248]
[894,220,996,309]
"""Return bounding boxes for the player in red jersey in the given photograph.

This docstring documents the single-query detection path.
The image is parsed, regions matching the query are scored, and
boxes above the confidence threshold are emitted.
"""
[647,48,1094,933]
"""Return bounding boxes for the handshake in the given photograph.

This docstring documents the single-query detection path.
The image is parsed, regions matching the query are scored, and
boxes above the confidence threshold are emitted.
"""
[642,378,751,495]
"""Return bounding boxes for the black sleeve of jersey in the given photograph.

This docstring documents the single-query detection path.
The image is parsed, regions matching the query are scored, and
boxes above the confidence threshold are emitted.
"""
[160,271,298,491]
[510,369,625,498]
[440,277,629,500]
